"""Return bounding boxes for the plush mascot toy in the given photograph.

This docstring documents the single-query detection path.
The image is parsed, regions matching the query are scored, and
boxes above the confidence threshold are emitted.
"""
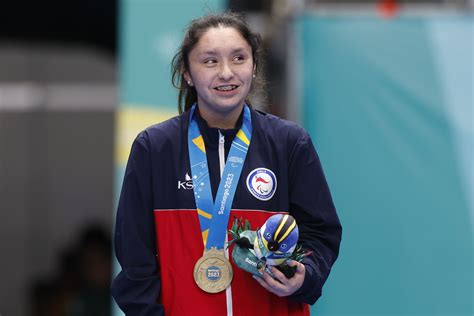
[228,214,309,278]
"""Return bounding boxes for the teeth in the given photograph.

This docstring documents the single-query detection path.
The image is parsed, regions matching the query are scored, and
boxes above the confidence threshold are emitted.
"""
[216,85,236,91]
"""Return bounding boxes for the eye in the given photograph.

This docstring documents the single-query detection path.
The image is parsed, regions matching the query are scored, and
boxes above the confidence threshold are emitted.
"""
[265,232,271,239]
[203,59,217,66]
[233,55,245,63]
[281,243,287,249]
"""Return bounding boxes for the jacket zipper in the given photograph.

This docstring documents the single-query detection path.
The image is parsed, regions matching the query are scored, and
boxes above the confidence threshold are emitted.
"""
[218,130,225,176]
[218,130,233,316]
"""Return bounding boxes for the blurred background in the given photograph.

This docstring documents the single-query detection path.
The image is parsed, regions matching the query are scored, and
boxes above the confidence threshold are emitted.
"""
[0,0,472,315]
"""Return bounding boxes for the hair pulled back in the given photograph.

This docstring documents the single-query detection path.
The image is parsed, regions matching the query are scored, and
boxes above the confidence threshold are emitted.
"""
[171,12,263,114]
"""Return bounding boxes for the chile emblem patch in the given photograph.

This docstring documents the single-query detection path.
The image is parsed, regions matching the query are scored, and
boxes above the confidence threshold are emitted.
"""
[246,168,277,201]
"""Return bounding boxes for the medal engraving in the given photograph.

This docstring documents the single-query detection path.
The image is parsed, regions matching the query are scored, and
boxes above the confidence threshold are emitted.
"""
[194,247,233,293]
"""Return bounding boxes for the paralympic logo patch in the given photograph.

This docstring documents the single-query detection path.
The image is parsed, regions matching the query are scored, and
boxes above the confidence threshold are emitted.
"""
[246,168,277,201]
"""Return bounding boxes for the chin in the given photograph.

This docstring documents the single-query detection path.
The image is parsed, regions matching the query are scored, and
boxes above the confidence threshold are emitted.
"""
[213,101,245,113]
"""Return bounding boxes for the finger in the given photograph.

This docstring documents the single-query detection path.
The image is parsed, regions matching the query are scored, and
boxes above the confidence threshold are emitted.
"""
[268,266,288,284]
[261,269,282,286]
[259,269,287,293]
[286,260,305,274]
[252,274,264,286]
[295,261,305,274]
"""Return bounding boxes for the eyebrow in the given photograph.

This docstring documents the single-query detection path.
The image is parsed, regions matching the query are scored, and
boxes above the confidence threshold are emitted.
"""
[198,47,248,57]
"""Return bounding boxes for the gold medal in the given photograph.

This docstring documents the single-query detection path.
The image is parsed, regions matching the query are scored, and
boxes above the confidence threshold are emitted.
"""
[193,247,233,293]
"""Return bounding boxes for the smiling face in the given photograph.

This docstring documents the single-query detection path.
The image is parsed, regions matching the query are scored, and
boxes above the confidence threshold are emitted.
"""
[184,26,255,128]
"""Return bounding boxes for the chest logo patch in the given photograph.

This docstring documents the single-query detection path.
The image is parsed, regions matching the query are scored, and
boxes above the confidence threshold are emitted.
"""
[178,172,194,190]
[246,168,277,201]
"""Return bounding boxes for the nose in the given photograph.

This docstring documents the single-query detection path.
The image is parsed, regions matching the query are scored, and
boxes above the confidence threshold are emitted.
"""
[218,62,234,81]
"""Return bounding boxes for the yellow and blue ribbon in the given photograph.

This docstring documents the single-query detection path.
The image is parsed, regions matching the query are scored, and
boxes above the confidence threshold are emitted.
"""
[188,104,252,249]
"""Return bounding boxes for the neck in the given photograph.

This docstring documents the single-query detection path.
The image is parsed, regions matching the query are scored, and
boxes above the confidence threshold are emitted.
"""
[197,104,244,129]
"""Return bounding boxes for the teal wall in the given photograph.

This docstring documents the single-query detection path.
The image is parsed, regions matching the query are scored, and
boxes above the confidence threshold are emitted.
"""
[120,0,224,110]
[297,16,473,316]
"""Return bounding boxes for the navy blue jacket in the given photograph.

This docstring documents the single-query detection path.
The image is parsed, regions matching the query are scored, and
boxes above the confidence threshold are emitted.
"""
[112,106,342,315]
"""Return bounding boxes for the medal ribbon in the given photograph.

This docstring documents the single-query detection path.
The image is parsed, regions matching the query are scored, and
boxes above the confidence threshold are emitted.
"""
[188,104,252,250]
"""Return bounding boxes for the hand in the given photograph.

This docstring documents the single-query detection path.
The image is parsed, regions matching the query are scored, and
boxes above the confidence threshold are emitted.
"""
[252,260,305,297]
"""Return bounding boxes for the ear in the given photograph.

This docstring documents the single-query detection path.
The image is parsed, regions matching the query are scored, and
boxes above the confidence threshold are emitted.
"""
[183,72,193,86]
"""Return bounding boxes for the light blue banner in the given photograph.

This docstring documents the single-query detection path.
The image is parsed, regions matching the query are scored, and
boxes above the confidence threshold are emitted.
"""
[297,15,473,316]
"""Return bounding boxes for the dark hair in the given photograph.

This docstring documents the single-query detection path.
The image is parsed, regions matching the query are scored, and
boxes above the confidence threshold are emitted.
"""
[171,12,264,114]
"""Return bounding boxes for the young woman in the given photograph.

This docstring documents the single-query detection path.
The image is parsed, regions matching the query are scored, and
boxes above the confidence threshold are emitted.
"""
[112,12,342,316]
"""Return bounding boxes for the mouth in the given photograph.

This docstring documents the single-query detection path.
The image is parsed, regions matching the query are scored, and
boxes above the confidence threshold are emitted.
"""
[214,85,239,92]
